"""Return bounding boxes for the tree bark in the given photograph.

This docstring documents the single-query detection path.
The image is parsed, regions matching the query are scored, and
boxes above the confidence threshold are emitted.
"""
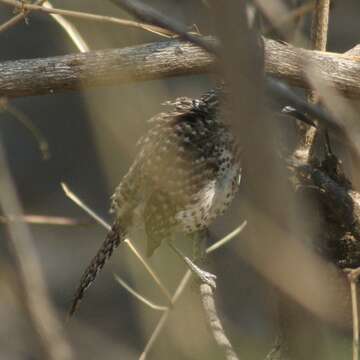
[0,36,360,98]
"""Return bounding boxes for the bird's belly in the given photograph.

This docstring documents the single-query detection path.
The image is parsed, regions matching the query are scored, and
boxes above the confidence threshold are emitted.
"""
[175,163,241,233]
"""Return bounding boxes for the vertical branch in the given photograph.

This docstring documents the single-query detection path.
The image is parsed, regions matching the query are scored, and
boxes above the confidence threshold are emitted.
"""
[310,0,330,52]
[345,268,360,360]
[294,0,330,163]
[351,278,359,360]
[0,142,73,360]
[308,0,330,103]
[199,284,239,360]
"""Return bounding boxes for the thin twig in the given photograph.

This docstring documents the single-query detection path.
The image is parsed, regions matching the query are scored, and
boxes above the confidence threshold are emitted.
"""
[345,269,360,360]
[60,182,173,305]
[0,141,73,360]
[294,0,331,164]
[124,238,173,305]
[0,98,50,160]
[43,1,89,53]
[109,0,217,54]
[0,0,174,38]
[352,279,360,360]
[0,214,90,225]
[199,283,239,360]
[207,221,247,254]
[139,271,192,360]
[114,274,168,312]
[0,0,46,33]
[61,183,109,229]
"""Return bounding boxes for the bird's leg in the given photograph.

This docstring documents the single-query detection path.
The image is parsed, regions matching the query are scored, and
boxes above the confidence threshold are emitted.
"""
[191,229,209,265]
[167,238,216,289]
[191,229,217,288]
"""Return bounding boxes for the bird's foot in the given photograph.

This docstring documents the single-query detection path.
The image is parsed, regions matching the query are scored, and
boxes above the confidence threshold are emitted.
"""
[196,268,217,289]
[167,240,217,288]
[184,256,217,289]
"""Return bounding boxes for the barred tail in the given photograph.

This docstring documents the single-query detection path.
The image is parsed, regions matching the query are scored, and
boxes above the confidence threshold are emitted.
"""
[68,222,126,317]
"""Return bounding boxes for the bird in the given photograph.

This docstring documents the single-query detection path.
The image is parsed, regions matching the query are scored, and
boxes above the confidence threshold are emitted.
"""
[68,87,242,316]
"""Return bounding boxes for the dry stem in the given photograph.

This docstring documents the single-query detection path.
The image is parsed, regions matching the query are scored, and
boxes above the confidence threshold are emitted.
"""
[346,269,360,360]
[0,214,89,225]
[0,143,73,360]
[0,0,174,37]
[294,0,331,164]
[0,98,50,159]
[43,1,90,53]
[0,0,46,33]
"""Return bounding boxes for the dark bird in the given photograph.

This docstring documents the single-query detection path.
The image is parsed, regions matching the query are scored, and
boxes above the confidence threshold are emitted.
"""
[69,88,242,316]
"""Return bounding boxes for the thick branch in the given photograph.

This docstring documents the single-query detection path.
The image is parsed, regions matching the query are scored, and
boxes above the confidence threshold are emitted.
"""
[265,40,360,99]
[1,36,360,98]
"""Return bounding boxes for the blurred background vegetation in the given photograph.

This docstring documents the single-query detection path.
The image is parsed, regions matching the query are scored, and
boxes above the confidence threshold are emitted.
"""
[0,1,360,359]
